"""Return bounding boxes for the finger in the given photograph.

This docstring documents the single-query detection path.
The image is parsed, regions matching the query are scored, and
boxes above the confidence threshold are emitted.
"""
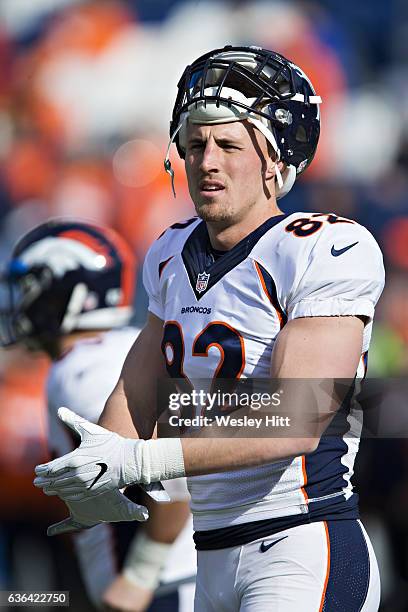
[34,482,85,499]
[33,475,74,497]
[35,454,101,480]
[58,406,110,439]
[47,516,93,537]
[34,449,77,476]
[42,488,59,497]
[50,488,103,502]
[57,407,89,438]
[34,476,61,489]
[34,476,66,490]
[34,449,91,477]
[34,466,100,488]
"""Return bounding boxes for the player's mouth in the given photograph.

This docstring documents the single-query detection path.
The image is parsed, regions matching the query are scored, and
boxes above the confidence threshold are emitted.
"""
[199,180,225,198]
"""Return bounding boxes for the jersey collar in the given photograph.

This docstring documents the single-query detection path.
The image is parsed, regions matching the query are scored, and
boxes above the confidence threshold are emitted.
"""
[181,214,287,300]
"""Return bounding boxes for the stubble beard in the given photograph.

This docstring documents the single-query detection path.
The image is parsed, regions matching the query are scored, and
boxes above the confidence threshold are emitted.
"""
[194,201,233,223]
[194,196,259,228]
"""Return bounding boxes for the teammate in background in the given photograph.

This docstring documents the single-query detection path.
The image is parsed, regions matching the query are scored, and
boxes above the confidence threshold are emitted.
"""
[34,47,385,611]
[0,219,195,611]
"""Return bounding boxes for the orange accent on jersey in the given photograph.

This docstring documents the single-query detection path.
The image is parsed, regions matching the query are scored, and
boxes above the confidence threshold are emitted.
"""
[192,320,246,381]
[196,341,225,379]
[159,256,174,279]
[254,261,286,329]
[301,455,309,503]
[163,320,193,390]
[319,521,331,612]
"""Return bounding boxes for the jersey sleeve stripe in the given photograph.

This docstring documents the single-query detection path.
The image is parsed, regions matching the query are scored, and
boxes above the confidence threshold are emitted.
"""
[254,260,287,328]
[159,256,174,278]
[301,455,309,504]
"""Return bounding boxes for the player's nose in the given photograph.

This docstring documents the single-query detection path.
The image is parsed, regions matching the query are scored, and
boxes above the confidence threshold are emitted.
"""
[199,140,221,174]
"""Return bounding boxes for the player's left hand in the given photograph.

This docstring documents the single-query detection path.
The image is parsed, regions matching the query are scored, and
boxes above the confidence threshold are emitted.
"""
[47,488,149,537]
[34,407,170,503]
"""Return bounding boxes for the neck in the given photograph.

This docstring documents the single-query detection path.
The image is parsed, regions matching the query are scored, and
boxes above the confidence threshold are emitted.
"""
[206,201,283,251]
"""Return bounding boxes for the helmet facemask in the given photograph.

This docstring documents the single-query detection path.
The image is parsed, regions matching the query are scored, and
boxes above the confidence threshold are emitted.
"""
[0,262,64,352]
[166,46,321,199]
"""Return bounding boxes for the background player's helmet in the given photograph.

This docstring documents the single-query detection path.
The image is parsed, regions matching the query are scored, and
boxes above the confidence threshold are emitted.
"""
[0,219,135,349]
[169,45,322,199]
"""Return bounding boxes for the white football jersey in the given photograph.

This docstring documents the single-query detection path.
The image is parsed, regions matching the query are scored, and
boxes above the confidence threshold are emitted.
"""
[47,328,138,455]
[46,327,196,603]
[143,212,385,531]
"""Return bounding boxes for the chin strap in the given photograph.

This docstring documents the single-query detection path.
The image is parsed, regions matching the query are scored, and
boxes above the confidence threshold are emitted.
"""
[247,117,283,189]
[275,163,283,189]
[164,122,184,198]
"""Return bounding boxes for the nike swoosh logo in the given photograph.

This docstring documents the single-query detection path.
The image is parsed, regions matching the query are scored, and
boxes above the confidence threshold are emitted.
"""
[331,241,359,257]
[259,535,288,553]
[88,462,108,490]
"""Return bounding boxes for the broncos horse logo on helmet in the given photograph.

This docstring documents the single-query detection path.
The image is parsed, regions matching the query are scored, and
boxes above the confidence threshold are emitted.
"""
[165,45,321,199]
[0,219,135,355]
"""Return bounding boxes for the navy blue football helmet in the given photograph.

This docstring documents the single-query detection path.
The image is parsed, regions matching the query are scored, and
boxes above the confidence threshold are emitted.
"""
[167,45,321,198]
[0,219,135,351]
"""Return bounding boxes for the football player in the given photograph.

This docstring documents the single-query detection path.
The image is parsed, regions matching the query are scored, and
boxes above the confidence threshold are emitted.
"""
[34,47,385,610]
[0,219,196,611]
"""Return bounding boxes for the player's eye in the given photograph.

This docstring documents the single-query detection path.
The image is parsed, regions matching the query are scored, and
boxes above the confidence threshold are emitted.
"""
[189,142,205,150]
[221,143,241,151]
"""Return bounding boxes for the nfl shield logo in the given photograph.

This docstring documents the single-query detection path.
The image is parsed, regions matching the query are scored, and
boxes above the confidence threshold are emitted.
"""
[196,271,210,293]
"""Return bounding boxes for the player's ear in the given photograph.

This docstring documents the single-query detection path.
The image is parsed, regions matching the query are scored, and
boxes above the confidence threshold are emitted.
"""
[265,157,285,182]
[264,140,285,181]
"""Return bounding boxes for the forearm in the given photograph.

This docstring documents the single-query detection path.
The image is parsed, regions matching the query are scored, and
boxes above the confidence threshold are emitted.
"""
[144,497,190,543]
[99,378,140,438]
[131,435,316,485]
[99,314,167,440]
[100,378,159,440]
[180,436,315,476]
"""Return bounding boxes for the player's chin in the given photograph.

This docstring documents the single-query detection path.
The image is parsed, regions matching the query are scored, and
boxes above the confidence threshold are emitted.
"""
[196,207,229,223]
[194,198,231,222]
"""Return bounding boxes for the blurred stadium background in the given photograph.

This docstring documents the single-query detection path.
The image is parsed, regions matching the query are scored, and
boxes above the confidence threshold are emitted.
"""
[0,1,407,610]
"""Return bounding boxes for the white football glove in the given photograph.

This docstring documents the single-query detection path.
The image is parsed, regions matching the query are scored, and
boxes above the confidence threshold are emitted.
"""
[47,488,149,536]
[34,407,184,501]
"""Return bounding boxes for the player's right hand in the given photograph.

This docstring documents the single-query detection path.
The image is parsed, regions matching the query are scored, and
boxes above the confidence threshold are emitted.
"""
[47,488,149,536]
[34,407,137,500]
[34,407,171,503]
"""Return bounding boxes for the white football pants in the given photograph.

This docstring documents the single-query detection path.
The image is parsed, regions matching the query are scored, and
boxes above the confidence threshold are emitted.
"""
[194,520,380,611]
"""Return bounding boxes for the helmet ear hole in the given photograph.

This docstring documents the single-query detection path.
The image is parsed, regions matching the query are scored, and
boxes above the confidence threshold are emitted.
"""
[24,281,73,338]
[295,125,307,144]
